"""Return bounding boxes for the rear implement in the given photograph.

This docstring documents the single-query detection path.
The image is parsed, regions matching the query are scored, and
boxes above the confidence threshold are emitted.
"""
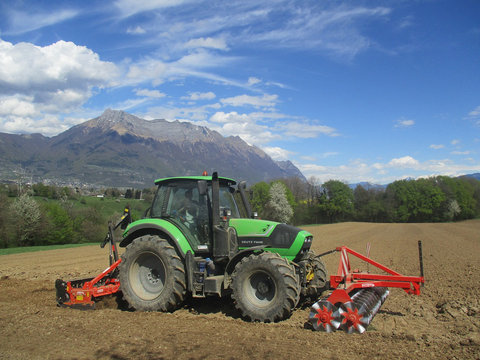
[309,241,425,333]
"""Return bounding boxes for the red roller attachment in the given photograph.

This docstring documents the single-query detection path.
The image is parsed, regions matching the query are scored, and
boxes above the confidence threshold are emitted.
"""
[309,298,341,332]
[337,287,389,333]
[309,244,424,334]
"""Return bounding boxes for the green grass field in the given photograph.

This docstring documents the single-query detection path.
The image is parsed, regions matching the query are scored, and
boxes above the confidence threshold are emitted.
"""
[0,242,97,256]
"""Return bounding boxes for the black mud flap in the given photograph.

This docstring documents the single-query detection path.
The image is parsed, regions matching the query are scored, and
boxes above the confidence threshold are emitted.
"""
[55,279,69,305]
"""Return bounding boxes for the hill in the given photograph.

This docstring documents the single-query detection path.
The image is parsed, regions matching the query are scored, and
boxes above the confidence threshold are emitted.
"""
[0,109,305,188]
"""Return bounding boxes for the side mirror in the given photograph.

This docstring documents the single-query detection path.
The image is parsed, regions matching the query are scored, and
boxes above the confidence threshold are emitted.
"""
[198,180,208,196]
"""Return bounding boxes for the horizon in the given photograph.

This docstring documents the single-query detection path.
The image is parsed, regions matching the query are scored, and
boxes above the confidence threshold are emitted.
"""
[0,1,479,184]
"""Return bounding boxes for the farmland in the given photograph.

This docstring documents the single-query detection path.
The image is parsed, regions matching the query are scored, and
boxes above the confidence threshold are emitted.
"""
[0,221,479,359]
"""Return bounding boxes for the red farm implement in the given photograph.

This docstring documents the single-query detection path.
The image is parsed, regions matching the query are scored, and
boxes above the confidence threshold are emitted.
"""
[55,207,131,309]
[309,242,425,333]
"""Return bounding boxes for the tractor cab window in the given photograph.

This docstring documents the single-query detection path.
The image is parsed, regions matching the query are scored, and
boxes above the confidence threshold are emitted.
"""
[218,185,240,218]
[151,181,209,249]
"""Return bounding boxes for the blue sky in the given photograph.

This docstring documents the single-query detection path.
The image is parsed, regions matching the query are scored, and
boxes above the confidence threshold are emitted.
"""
[0,0,479,184]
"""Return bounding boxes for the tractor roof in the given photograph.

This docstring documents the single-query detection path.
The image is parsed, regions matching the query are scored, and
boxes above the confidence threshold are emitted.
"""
[154,175,237,186]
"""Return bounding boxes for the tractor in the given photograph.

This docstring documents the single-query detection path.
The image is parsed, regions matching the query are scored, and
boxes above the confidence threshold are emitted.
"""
[56,171,425,331]
[116,172,327,322]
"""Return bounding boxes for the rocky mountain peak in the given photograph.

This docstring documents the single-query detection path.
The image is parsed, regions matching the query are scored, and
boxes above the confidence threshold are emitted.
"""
[0,109,306,187]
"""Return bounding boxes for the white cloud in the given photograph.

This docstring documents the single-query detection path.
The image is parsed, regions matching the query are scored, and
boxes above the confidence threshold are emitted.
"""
[394,118,415,128]
[247,77,261,86]
[208,111,279,145]
[387,156,419,167]
[125,50,239,87]
[262,146,294,161]
[0,38,119,135]
[127,26,147,34]
[242,5,391,59]
[467,105,480,119]
[451,139,460,145]
[451,150,471,155]
[5,9,79,35]
[220,94,278,108]
[184,37,228,50]
[182,92,216,101]
[114,0,192,18]
[135,88,166,98]
[279,122,338,138]
[298,156,480,185]
[430,144,444,149]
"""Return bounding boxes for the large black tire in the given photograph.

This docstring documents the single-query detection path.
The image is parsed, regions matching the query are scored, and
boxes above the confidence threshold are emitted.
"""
[301,251,328,304]
[231,252,300,322]
[118,235,186,312]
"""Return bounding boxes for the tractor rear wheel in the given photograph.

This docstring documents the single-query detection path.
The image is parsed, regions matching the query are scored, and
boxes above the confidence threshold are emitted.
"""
[119,235,186,311]
[301,251,328,304]
[231,252,300,322]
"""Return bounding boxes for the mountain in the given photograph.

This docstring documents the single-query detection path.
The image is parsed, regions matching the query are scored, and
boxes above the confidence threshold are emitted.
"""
[461,173,480,181]
[0,109,305,188]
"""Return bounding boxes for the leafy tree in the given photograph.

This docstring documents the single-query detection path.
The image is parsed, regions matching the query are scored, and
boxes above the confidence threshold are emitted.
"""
[317,180,354,223]
[42,202,76,245]
[354,185,387,222]
[0,193,10,247]
[125,188,134,199]
[249,182,270,218]
[263,182,293,223]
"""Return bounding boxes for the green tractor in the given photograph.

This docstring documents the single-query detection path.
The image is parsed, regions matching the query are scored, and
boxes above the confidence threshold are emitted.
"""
[118,172,327,322]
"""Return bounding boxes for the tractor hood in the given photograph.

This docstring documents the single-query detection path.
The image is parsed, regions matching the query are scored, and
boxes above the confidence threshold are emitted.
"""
[229,218,313,260]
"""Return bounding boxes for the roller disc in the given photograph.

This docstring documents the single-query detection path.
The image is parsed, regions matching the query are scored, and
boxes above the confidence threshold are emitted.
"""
[337,301,366,334]
[309,299,340,332]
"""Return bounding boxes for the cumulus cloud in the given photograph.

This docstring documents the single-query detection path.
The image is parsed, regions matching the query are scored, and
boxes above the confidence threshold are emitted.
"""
[208,111,279,145]
[387,156,419,167]
[0,38,119,135]
[263,146,294,161]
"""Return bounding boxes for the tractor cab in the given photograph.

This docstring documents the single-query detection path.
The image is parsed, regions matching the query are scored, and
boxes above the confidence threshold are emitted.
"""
[148,175,241,254]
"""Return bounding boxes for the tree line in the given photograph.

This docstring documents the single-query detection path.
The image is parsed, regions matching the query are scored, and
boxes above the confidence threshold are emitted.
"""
[0,184,152,248]
[1,175,479,248]
[249,176,480,225]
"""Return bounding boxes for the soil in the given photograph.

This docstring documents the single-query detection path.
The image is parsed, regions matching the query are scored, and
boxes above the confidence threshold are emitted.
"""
[0,221,479,360]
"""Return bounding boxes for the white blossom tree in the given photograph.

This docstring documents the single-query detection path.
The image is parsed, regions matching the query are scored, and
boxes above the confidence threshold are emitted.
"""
[264,182,293,224]
[9,193,41,246]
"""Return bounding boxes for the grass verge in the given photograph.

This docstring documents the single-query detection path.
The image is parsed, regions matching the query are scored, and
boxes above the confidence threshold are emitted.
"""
[0,243,97,256]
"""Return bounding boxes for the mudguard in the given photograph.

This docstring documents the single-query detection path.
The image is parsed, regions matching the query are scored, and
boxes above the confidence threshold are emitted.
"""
[120,218,194,257]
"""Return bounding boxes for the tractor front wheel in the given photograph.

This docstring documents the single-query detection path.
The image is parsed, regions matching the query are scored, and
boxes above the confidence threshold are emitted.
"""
[231,252,300,322]
[119,235,186,312]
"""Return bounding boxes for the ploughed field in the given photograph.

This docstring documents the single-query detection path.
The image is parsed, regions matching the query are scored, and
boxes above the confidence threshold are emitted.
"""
[0,221,479,360]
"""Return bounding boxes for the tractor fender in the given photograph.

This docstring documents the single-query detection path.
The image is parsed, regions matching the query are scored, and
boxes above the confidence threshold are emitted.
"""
[120,220,194,258]
[223,245,268,289]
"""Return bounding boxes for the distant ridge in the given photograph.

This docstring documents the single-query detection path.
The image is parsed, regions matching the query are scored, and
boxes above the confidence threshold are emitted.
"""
[0,109,305,188]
